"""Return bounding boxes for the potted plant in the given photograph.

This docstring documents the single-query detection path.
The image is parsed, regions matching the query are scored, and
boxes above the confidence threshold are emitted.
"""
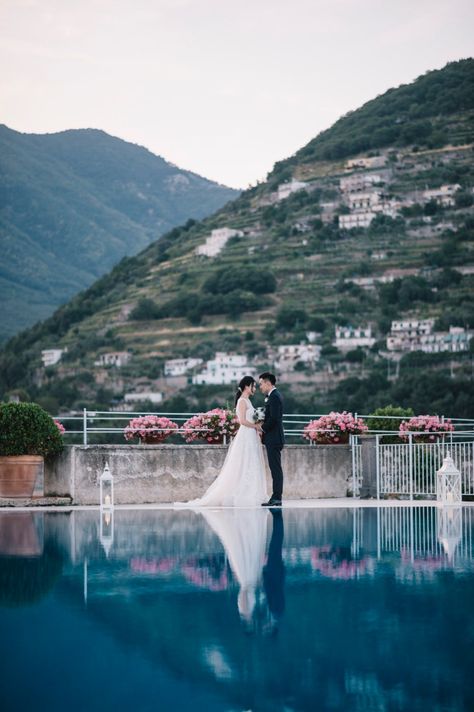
[0,402,64,497]
[366,405,414,443]
[182,408,239,444]
[399,415,454,443]
[303,411,368,444]
[123,415,179,444]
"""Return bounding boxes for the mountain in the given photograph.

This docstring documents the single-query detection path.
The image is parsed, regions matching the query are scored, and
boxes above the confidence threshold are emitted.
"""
[1,59,474,417]
[0,126,238,341]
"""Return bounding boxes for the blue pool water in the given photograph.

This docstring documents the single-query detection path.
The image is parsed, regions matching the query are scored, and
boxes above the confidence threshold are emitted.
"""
[0,505,473,712]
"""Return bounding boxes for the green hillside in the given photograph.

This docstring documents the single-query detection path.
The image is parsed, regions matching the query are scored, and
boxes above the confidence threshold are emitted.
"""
[0,126,238,341]
[1,59,474,418]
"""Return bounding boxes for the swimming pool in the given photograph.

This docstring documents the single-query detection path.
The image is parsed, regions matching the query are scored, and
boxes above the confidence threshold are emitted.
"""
[0,505,473,711]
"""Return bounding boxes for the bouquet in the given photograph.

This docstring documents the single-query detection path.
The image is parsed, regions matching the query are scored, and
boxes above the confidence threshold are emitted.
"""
[253,407,265,423]
[399,415,454,443]
[124,415,178,443]
[182,408,239,444]
[303,411,368,444]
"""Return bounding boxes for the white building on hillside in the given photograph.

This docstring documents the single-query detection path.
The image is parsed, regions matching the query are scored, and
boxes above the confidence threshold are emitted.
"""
[192,352,251,385]
[334,326,376,351]
[41,348,67,367]
[422,184,461,208]
[275,343,321,371]
[94,352,131,368]
[386,320,471,353]
[195,227,244,257]
[164,358,203,377]
[124,391,163,405]
[345,156,388,171]
[340,171,391,194]
[339,211,375,229]
[277,179,308,201]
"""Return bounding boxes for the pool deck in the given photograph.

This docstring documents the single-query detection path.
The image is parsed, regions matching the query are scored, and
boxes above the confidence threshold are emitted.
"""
[1,497,473,512]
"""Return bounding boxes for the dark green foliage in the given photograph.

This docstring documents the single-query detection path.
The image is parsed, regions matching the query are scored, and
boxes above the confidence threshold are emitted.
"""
[0,542,64,606]
[129,298,163,320]
[0,402,64,457]
[203,266,277,295]
[377,276,436,309]
[276,306,308,330]
[367,405,415,443]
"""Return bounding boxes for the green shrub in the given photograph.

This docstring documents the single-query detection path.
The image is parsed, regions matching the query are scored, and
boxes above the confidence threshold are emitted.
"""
[366,405,415,443]
[0,402,64,457]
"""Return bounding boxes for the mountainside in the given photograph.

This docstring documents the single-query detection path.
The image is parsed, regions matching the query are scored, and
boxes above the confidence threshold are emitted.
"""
[0,126,238,341]
[1,59,474,418]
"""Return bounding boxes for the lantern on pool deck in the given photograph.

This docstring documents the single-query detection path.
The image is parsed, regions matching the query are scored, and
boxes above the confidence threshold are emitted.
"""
[99,462,114,509]
[436,454,461,505]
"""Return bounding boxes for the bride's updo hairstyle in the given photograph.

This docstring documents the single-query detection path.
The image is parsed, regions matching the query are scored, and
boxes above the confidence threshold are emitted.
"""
[234,375,256,406]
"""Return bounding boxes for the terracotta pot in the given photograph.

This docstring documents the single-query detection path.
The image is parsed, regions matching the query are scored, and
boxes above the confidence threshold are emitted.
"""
[316,432,350,445]
[0,456,43,498]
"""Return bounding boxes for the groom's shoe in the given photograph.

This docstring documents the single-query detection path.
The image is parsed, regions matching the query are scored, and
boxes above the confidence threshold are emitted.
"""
[262,497,282,507]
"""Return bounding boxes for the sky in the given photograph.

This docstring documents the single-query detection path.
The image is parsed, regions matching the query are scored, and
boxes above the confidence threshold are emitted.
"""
[1,0,473,189]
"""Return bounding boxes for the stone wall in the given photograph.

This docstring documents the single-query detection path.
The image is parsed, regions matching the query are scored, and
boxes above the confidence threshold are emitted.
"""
[44,444,352,505]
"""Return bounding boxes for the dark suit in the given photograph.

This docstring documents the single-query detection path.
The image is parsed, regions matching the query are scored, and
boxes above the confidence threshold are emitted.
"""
[262,388,285,499]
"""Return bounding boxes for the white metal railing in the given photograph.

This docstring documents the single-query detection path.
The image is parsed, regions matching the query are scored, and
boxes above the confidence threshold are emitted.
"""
[54,409,474,447]
[374,436,474,500]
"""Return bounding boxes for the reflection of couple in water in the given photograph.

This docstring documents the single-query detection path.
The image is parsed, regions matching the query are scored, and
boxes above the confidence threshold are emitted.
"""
[201,508,285,633]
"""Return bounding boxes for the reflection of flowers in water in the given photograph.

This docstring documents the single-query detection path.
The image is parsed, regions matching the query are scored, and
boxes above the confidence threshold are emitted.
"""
[130,557,175,574]
[310,546,367,579]
[182,555,229,591]
[129,554,229,591]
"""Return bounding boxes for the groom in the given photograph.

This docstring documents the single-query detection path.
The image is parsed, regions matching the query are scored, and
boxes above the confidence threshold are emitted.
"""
[258,372,285,507]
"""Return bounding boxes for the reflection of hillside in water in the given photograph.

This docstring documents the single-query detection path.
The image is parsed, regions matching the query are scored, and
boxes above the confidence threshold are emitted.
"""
[53,507,474,711]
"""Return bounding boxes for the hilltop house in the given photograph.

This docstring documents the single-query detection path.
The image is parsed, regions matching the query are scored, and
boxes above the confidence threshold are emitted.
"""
[275,343,321,371]
[334,326,376,351]
[195,227,244,258]
[41,348,67,367]
[94,351,131,368]
[192,352,252,385]
[421,184,461,208]
[277,179,308,201]
[164,358,203,377]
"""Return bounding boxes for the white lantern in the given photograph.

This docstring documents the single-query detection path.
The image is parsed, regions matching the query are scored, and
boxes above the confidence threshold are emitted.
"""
[100,508,114,558]
[436,453,461,505]
[99,462,114,509]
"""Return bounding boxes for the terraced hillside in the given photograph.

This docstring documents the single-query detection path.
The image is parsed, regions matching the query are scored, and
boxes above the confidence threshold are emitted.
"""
[1,59,474,416]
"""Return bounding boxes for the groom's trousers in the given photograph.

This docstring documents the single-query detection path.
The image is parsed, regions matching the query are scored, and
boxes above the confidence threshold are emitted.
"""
[266,445,283,499]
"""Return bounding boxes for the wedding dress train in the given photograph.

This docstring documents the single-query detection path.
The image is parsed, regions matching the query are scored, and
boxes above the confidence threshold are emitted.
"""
[175,397,268,507]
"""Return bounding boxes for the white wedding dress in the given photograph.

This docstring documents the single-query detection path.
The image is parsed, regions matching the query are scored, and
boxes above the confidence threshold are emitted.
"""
[175,397,268,507]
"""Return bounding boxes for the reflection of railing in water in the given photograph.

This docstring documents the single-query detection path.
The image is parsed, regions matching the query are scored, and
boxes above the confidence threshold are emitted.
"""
[367,506,474,562]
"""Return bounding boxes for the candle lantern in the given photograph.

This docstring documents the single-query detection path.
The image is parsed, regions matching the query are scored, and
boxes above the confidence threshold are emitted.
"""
[99,462,114,509]
[436,454,461,505]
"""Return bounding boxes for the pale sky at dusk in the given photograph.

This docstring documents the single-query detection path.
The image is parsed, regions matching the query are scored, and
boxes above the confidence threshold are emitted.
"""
[1,0,473,188]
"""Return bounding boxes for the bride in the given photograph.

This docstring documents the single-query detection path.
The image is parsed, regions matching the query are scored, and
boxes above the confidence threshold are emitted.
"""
[175,376,268,507]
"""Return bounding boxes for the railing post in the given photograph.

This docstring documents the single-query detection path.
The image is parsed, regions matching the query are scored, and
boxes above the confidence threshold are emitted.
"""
[83,408,88,446]
[351,434,356,498]
[409,432,413,501]
[376,434,380,500]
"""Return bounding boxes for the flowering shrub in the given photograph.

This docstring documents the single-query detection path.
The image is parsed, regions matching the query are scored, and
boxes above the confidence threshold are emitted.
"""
[303,411,368,444]
[54,420,66,435]
[399,415,454,442]
[124,415,178,443]
[182,408,239,443]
